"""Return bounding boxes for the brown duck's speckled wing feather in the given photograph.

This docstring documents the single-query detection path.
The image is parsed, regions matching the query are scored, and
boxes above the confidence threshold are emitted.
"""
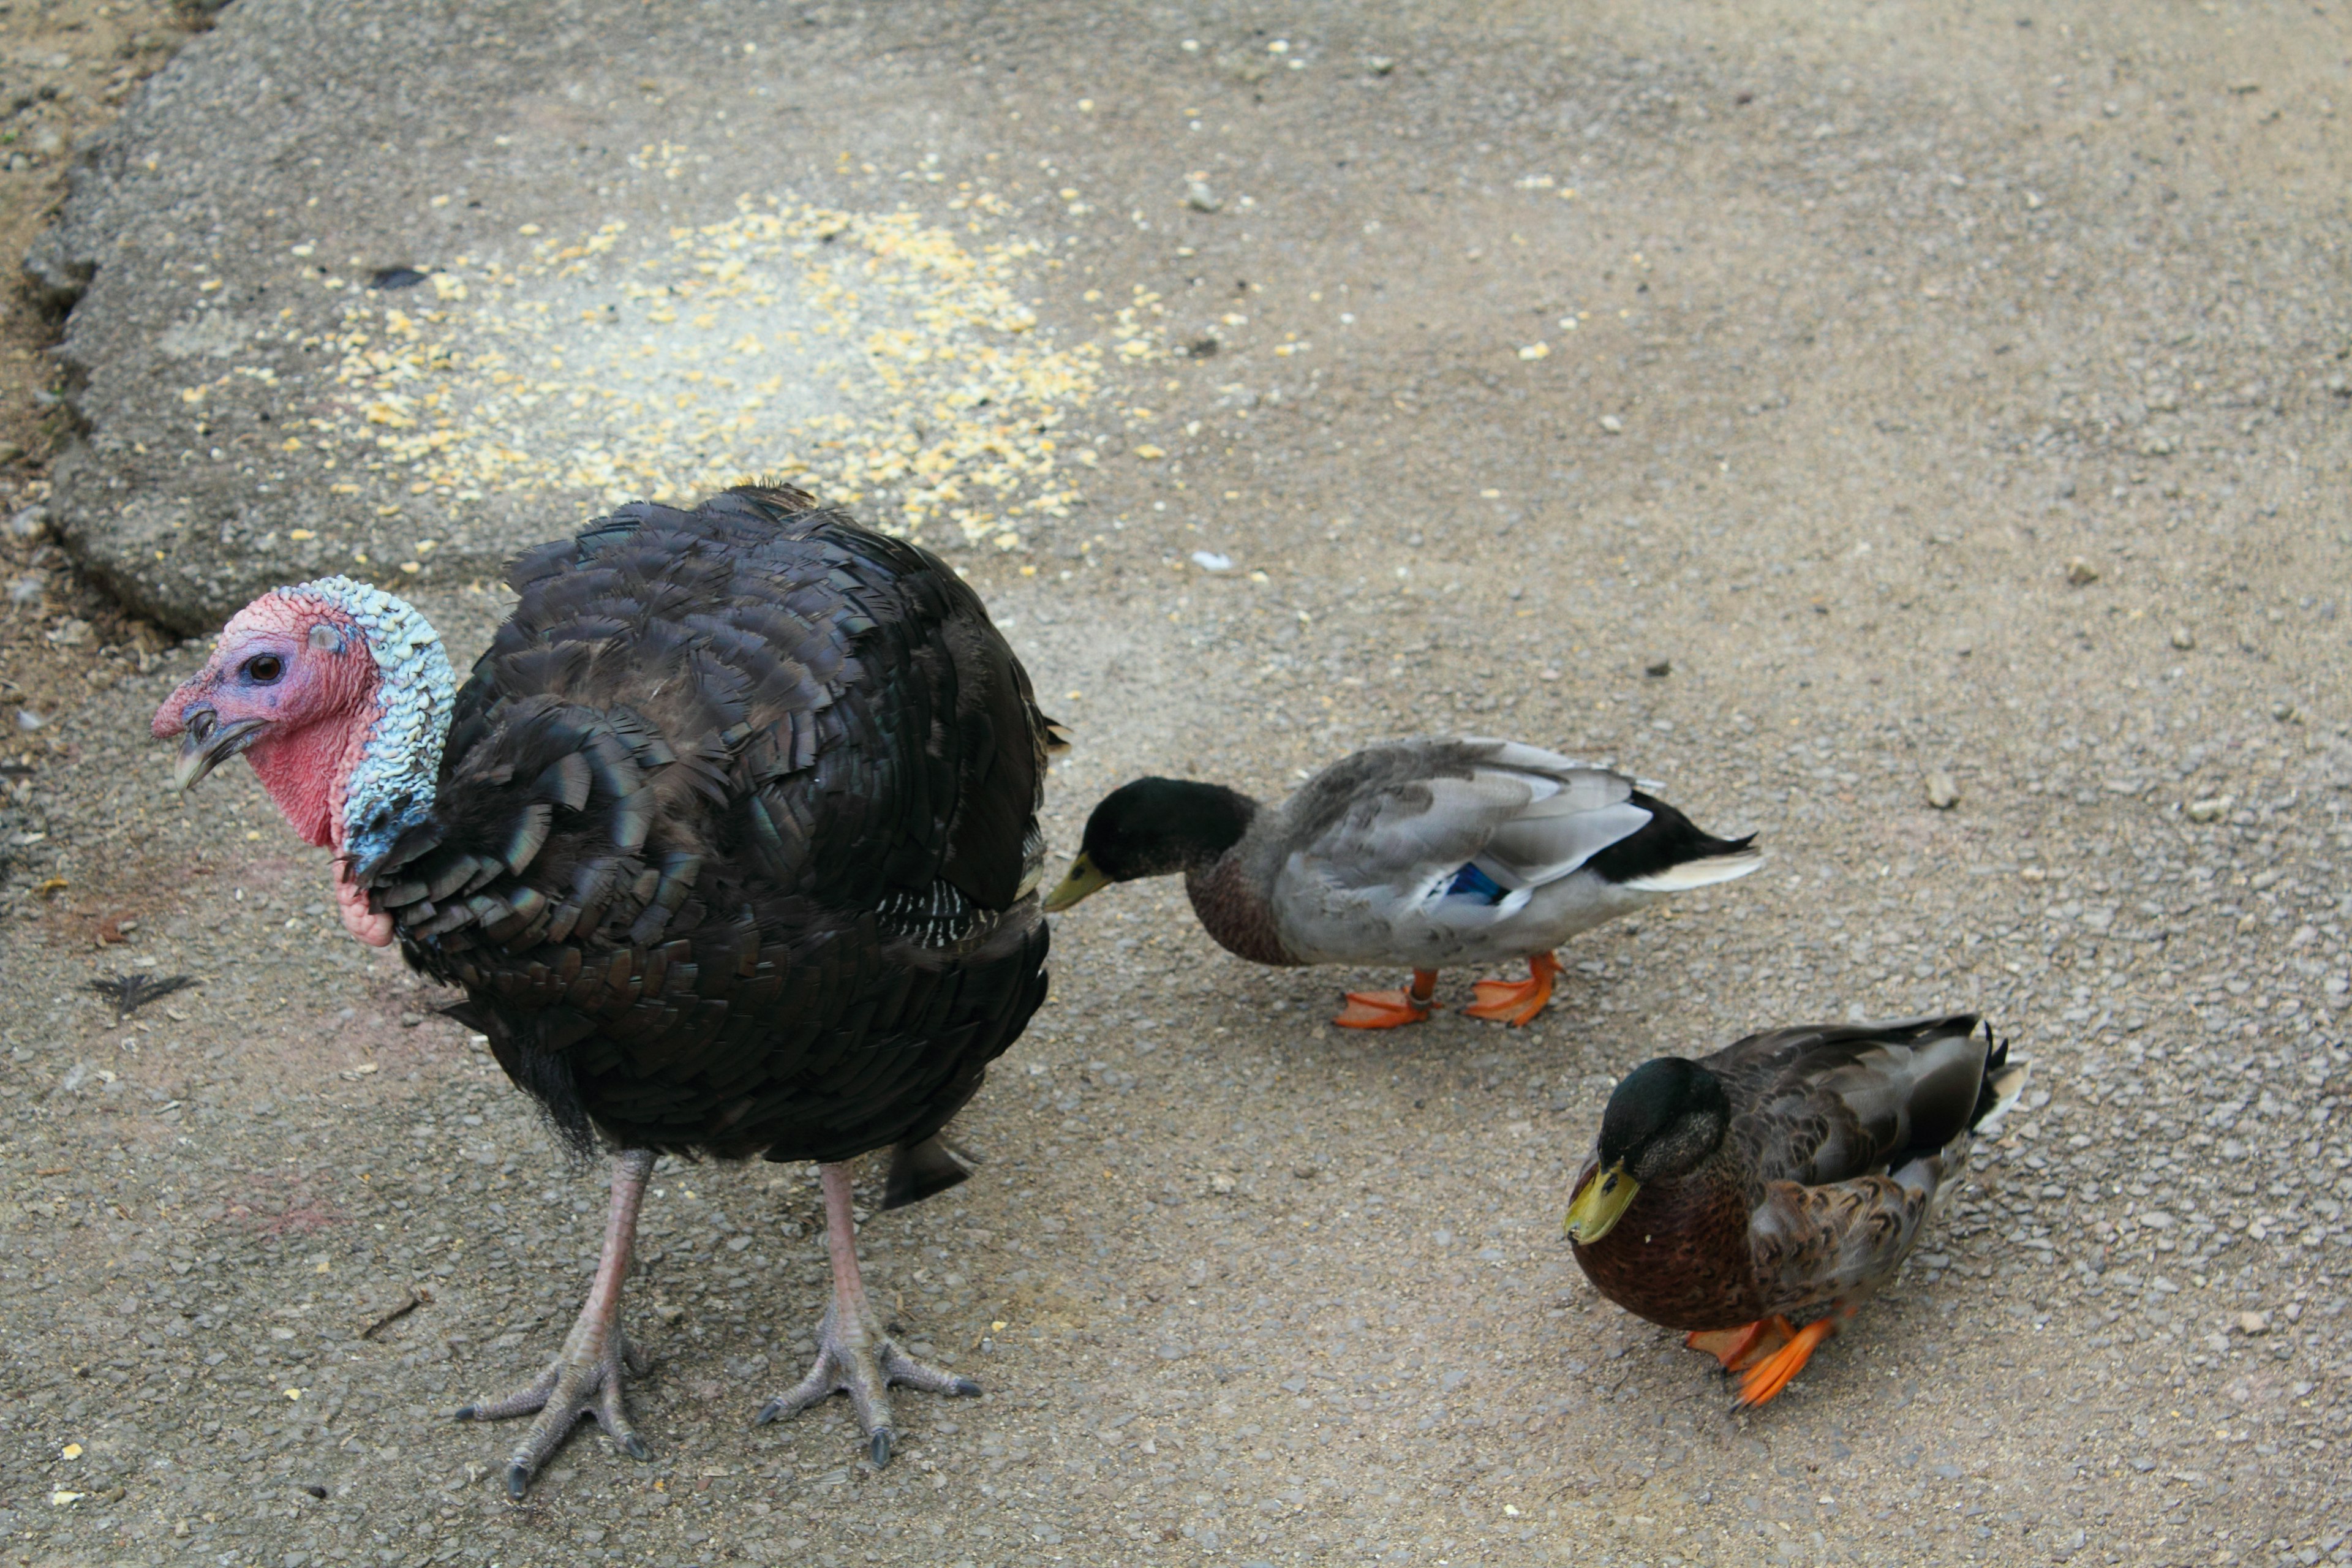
[363,486,1054,1166]
[1747,1170,1940,1317]
[1716,1014,1998,1314]
[1706,1014,1994,1188]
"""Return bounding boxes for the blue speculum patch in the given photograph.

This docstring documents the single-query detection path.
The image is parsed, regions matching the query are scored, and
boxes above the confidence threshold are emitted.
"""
[1442,862,1509,903]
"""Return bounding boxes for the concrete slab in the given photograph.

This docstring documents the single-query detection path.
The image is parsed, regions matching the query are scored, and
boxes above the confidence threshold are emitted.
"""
[34,0,1153,628]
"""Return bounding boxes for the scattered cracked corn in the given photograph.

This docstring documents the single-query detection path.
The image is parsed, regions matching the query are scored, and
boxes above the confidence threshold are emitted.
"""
[306,176,1163,547]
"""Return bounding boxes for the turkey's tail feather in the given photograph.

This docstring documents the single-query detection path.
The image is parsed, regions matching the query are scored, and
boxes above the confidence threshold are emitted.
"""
[883,1133,979,1210]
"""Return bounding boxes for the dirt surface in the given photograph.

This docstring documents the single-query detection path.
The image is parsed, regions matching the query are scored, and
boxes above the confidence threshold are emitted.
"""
[0,0,195,697]
[3,2,2351,1567]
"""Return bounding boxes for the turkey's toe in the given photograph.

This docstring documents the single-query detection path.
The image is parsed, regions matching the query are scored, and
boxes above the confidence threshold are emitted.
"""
[756,1302,978,1465]
[454,1329,647,1498]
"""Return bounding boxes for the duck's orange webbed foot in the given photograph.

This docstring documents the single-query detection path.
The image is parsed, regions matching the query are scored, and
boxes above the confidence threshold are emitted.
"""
[1684,1316,1796,1373]
[1333,970,1438,1030]
[1734,1314,1844,1408]
[1463,951,1561,1026]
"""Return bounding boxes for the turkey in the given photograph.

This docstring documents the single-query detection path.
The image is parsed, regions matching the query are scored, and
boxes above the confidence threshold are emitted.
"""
[154,484,1060,1496]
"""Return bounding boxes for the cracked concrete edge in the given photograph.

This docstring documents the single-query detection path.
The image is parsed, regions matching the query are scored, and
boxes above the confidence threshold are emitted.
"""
[23,18,246,632]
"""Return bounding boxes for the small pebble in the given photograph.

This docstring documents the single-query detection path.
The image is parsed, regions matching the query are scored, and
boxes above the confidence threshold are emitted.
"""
[1644,657,1672,678]
[1925,771,1961,810]
[2064,557,2099,586]
[1186,181,1222,213]
[1597,414,1624,434]
[2170,625,2196,650]
[2185,796,2232,823]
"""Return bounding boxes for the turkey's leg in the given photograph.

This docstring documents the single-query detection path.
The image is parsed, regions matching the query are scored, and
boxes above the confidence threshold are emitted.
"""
[455,1147,655,1499]
[755,1161,979,1466]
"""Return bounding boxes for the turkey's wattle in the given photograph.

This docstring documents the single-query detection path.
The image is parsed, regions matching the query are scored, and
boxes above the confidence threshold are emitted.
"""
[156,485,1060,1494]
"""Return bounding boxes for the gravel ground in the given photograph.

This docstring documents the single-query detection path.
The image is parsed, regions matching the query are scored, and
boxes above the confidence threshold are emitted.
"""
[2,3,2349,1567]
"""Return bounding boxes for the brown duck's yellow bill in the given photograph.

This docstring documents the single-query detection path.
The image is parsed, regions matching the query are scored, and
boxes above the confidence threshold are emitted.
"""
[1564,1161,1640,1245]
[1041,854,1111,913]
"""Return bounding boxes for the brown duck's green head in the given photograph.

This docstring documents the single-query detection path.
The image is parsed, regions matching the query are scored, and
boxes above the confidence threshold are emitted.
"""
[1042,777,1257,912]
[1564,1057,1732,1245]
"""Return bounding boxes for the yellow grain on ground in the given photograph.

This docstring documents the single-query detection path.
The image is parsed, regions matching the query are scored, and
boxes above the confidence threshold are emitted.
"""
[306,187,1158,546]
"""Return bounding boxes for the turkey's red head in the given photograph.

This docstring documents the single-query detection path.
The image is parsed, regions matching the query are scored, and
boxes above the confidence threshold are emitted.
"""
[155,576,454,948]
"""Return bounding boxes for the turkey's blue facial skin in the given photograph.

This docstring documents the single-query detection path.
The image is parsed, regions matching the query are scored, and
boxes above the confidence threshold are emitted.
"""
[285,575,457,876]
[154,575,454,945]
[343,796,442,883]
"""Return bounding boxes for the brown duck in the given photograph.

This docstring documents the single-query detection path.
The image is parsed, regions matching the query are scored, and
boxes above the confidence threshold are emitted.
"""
[1564,1014,2027,1406]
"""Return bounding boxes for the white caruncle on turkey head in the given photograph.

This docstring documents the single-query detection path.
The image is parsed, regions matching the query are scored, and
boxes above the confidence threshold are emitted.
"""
[153,575,454,947]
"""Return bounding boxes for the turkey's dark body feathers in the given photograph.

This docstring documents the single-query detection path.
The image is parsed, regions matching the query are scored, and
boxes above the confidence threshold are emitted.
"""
[375,486,1054,1167]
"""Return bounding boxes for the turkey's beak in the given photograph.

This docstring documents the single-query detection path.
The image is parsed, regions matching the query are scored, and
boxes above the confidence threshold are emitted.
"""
[172,709,269,792]
[1564,1161,1639,1245]
[1041,853,1111,913]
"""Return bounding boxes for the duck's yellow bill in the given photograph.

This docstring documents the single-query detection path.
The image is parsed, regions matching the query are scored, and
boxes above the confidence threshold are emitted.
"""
[1564,1161,1639,1245]
[1041,854,1112,913]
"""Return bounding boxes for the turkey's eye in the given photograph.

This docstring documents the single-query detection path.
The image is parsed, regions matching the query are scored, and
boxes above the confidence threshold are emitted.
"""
[246,654,285,684]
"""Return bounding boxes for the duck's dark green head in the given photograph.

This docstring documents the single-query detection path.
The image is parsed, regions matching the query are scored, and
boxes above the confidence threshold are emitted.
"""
[1041,777,1257,911]
[1564,1057,1731,1245]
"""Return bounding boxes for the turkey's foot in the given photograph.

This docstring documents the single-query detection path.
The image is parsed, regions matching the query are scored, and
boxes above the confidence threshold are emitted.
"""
[754,1159,979,1467]
[1463,952,1561,1026]
[754,1297,979,1466]
[456,1330,651,1498]
[453,1147,656,1499]
[1332,968,1439,1030]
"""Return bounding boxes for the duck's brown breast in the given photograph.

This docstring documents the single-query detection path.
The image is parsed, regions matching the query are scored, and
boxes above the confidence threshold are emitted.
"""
[1183,854,1303,967]
[1572,1157,1764,1332]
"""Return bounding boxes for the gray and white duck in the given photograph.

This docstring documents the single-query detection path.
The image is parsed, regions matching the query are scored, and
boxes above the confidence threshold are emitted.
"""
[1042,737,1762,1028]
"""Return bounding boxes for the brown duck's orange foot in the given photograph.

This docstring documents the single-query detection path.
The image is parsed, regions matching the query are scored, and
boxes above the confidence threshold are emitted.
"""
[1685,1316,1796,1373]
[1463,952,1562,1026]
[1332,971,1438,1030]
[1735,1317,1841,1408]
